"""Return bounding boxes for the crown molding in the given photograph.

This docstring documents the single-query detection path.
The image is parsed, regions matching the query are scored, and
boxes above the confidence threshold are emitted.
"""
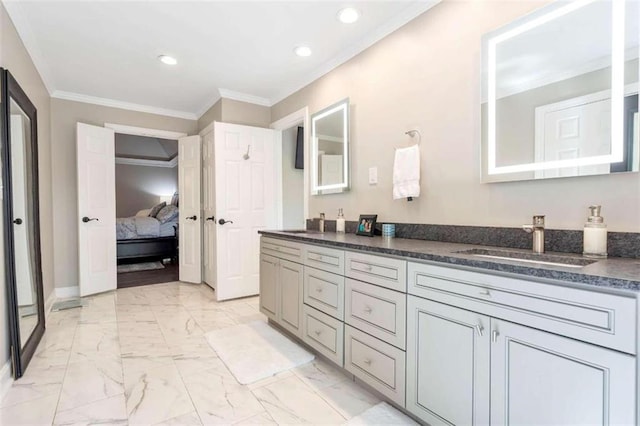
[52,90,198,120]
[194,93,222,119]
[218,88,272,107]
[3,0,56,94]
[269,0,441,106]
[104,123,187,139]
[115,156,178,168]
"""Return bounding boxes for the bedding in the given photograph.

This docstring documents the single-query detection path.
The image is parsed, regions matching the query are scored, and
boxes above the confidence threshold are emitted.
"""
[156,205,178,224]
[148,202,166,218]
[116,216,159,240]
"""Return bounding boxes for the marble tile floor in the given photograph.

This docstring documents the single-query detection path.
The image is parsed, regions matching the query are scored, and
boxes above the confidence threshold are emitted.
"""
[0,282,381,425]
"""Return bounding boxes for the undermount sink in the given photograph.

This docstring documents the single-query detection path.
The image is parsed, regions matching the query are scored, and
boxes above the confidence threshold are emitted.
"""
[455,248,597,269]
[281,229,322,235]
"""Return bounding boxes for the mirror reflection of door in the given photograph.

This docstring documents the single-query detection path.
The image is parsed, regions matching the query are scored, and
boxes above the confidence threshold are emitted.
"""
[9,99,39,348]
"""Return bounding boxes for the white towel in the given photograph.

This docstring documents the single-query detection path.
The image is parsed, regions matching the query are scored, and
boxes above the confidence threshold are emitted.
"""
[393,144,420,200]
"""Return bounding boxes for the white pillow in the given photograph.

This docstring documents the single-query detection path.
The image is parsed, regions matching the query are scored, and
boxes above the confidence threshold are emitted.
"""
[135,209,151,217]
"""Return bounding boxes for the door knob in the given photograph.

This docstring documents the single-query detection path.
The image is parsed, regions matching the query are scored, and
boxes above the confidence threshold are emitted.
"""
[12,218,22,225]
[186,215,197,221]
[206,216,215,221]
[82,217,99,223]
[218,219,233,225]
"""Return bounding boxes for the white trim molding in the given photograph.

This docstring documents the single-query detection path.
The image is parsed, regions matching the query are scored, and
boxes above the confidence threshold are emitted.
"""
[218,88,272,107]
[0,359,12,402]
[104,123,187,139]
[115,156,178,168]
[270,106,310,224]
[44,288,57,320]
[55,286,80,299]
[53,91,198,120]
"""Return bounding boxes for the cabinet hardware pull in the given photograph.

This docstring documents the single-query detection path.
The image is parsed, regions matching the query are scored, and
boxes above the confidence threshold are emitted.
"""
[479,289,491,297]
[274,247,281,250]
[363,264,373,271]
[363,305,372,314]
[363,358,372,365]
[491,330,499,343]
[316,287,323,293]
[314,330,322,336]
[475,324,484,337]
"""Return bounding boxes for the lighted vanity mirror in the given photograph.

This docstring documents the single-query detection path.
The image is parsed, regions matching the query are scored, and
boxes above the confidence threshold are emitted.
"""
[481,0,639,182]
[311,98,349,194]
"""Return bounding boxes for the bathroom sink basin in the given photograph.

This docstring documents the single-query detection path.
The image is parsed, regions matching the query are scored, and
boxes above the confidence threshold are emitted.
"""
[455,248,597,269]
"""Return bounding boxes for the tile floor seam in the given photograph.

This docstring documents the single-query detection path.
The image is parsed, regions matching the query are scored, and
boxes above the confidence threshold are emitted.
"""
[50,313,80,422]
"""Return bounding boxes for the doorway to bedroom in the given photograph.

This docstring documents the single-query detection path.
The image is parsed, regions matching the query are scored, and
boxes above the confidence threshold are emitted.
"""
[114,133,180,288]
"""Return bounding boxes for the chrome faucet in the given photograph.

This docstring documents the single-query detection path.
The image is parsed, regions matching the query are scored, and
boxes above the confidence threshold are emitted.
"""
[523,215,545,254]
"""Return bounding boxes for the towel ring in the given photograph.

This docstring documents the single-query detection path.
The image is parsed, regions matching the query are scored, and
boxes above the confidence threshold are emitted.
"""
[404,129,422,145]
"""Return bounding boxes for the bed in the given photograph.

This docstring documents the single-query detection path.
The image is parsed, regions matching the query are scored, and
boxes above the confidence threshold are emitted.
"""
[116,201,179,264]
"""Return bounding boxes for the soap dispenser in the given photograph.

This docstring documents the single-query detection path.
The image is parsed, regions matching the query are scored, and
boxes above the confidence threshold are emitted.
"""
[336,209,346,233]
[583,205,607,258]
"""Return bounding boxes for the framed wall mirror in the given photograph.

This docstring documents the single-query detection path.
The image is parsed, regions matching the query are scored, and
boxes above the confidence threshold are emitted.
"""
[1,68,45,379]
[311,98,350,194]
[481,0,639,182]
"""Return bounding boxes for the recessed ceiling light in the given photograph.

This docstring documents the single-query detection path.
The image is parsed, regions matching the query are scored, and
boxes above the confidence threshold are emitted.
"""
[158,55,177,65]
[294,46,312,57]
[337,7,360,24]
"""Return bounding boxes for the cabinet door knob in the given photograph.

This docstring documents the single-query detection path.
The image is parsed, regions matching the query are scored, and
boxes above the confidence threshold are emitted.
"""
[315,287,323,293]
[479,289,491,297]
[363,264,373,271]
[491,330,499,343]
[363,305,372,314]
[314,330,322,336]
[475,324,484,337]
[363,358,372,365]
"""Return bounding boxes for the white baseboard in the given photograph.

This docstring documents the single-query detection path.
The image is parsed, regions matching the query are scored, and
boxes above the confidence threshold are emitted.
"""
[0,359,13,402]
[44,289,57,320]
[55,286,79,299]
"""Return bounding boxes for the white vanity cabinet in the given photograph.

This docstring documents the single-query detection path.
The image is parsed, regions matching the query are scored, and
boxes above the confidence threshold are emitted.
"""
[259,238,304,337]
[406,261,638,426]
[491,319,636,426]
[406,296,490,425]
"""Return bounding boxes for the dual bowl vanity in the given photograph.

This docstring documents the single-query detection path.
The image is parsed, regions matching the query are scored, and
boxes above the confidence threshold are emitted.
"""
[259,230,640,425]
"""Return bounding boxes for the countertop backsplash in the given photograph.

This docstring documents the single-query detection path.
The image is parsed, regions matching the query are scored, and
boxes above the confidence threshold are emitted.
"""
[306,219,640,259]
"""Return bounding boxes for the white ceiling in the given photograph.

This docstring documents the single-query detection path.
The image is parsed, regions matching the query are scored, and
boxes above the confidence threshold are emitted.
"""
[4,0,439,119]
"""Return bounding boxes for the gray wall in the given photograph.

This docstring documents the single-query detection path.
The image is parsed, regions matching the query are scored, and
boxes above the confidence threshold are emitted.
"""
[197,98,271,132]
[50,98,197,289]
[282,127,304,229]
[197,99,221,132]
[272,0,640,232]
[115,164,178,217]
[0,2,54,372]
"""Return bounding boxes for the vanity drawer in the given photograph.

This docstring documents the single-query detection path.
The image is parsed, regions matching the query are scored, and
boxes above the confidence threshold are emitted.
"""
[261,237,303,263]
[345,251,407,292]
[408,262,637,354]
[302,305,344,367]
[304,267,344,320]
[344,325,406,407]
[304,245,345,274]
[345,279,406,349]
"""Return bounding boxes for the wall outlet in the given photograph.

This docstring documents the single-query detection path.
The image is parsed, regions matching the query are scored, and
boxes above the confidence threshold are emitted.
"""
[368,167,378,185]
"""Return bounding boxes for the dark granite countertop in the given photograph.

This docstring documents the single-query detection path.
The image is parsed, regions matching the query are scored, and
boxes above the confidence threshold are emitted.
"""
[259,230,640,293]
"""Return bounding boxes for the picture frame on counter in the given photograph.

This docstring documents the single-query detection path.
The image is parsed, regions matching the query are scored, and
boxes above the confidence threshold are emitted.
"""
[356,214,377,237]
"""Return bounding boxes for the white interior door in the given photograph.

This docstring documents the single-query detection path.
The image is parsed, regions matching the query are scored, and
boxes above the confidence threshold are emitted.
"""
[202,128,216,288]
[178,135,202,283]
[77,123,116,297]
[536,97,612,178]
[214,122,277,301]
[10,114,34,306]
